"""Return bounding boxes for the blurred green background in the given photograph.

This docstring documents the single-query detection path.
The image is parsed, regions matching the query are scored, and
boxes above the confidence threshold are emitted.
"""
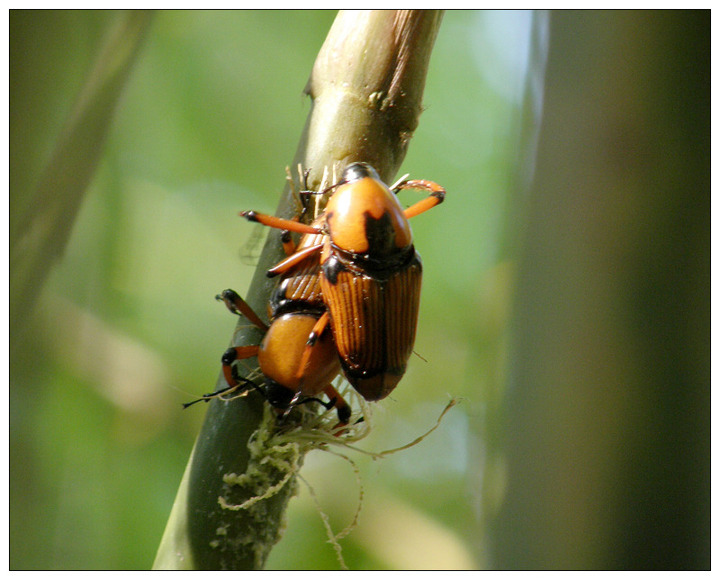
[10,10,709,570]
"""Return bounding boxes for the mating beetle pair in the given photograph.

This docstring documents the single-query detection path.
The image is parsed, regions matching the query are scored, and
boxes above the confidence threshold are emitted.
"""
[195,162,445,424]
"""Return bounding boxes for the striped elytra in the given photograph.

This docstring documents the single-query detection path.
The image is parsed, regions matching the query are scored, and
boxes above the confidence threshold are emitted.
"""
[271,229,325,314]
[320,253,422,401]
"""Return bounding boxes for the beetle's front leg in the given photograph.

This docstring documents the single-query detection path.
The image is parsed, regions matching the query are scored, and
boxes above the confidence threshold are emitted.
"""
[216,289,269,332]
[395,179,446,219]
[241,210,322,234]
[295,310,332,383]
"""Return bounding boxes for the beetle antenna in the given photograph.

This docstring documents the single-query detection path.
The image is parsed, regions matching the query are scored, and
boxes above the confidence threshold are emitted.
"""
[183,377,261,409]
[301,165,311,191]
[182,384,236,408]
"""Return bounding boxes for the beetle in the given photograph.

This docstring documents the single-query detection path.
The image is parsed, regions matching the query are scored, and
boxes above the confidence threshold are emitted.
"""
[214,286,349,425]
[242,162,445,402]
[186,175,350,425]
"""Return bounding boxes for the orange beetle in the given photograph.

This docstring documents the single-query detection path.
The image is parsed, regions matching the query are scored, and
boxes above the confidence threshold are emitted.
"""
[242,162,445,402]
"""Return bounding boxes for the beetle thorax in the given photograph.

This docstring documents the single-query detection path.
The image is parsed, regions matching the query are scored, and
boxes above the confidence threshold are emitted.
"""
[325,177,413,258]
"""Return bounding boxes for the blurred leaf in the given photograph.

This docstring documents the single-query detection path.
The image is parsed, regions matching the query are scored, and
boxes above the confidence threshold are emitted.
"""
[10,10,153,335]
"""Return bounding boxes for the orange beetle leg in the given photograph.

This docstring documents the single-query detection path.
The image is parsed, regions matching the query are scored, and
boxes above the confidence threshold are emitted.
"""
[266,243,323,278]
[240,210,321,235]
[395,179,446,219]
[215,289,269,332]
[323,383,352,427]
[295,310,332,382]
[280,228,296,256]
[221,345,261,386]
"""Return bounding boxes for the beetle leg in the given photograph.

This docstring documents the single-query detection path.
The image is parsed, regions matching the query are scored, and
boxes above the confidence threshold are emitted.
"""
[277,385,351,429]
[221,345,261,388]
[395,179,446,219]
[266,243,323,278]
[216,289,269,332]
[280,228,296,256]
[322,383,352,426]
[240,210,321,235]
[295,310,332,383]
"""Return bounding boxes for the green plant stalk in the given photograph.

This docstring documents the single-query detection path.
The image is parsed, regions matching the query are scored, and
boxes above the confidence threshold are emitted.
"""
[10,10,154,337]
[153,10,443,571]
